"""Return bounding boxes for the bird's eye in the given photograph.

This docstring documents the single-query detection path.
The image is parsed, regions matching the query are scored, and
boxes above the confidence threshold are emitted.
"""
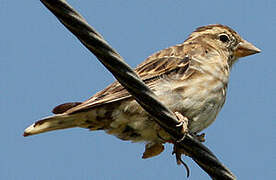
[219,34,229,43]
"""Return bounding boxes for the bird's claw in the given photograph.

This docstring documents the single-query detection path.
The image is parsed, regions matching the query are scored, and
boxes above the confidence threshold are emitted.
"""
[172,112,190,177]
[174,111,189,140]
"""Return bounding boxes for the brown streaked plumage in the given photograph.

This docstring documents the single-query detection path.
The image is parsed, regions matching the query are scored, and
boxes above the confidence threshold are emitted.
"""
[23,24,260,159]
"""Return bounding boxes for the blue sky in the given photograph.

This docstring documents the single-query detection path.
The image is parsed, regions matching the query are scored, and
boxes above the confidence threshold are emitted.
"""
[1,0,275,179]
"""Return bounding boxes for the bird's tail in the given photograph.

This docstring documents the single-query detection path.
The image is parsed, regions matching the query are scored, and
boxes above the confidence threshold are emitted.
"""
[23,114,81,137]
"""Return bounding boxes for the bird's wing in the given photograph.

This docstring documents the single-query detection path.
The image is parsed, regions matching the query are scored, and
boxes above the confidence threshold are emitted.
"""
[55,48,193,115]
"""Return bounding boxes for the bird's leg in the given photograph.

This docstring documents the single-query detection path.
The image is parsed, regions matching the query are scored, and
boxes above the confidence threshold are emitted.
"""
[143,111,189,160]
[172,111,190,177]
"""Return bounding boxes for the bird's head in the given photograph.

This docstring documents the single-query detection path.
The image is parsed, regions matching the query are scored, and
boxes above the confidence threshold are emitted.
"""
[187,24,261,66]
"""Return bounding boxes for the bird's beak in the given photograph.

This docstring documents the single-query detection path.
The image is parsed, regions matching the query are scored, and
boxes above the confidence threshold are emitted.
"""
[234,39,261,57]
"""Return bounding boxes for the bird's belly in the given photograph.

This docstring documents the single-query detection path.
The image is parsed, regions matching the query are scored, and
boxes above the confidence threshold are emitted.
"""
[180,86,226,133]
[187,99,223,133]
[105,100,169,143]
[104,96,224,143]
[154,76,227,133]
[88,81,226,143]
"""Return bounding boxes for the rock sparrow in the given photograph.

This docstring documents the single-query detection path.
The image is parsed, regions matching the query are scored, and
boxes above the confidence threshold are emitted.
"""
[24,24,260,159]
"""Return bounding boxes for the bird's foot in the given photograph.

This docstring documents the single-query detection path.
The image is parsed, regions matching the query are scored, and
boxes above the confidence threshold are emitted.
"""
[173,111,190,177]
[174,111,189,142]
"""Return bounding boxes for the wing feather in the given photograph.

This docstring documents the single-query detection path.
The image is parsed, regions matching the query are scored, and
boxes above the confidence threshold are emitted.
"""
[64,46,193,114]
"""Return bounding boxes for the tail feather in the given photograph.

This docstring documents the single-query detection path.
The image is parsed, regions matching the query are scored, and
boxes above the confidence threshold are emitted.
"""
[23,114,79,137]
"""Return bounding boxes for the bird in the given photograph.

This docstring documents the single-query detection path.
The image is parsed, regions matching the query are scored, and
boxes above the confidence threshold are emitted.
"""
[23,24,260,160]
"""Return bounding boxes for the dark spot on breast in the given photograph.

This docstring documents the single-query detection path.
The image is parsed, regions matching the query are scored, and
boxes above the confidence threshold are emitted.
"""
[87,125,93,129]
[88,126,104,130]
[122,125,133,133]
[130,132,140,138]
[96,116,102,121]
[122,125,141,138]
[85,120,93,124]
[104,110,113,119]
